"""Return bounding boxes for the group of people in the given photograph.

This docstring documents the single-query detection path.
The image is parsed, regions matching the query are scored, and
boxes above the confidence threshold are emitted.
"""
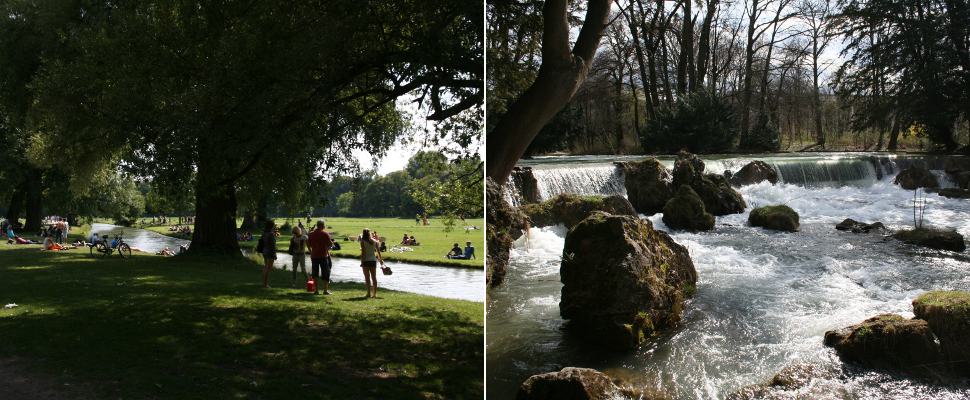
[400,234,419,246]
[169,225,192,235]
[3,220,36,245]
[258,220,386,298]
[446,241,476,260]
[40,217,70,245]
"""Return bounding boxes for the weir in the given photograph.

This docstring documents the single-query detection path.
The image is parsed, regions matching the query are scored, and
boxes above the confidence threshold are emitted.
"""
[508,153,962,203]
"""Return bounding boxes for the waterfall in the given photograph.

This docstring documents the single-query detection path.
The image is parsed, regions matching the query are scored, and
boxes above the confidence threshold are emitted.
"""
[530,164,626,200]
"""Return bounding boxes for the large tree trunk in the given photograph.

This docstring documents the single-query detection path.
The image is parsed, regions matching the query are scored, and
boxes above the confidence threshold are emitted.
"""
[739,0,758,146]
[188,162,242,256]
[23,168,43,232]
[676,0,694,95]
[813,38,825,147]
[5,182,26,224]
[887,115,901,151]
[486,0,614,184]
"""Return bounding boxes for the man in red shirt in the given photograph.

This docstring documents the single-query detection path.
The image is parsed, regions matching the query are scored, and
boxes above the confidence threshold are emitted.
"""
[307,220,334,295]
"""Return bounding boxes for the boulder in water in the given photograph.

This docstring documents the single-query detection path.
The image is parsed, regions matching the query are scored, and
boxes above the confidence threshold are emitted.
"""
[823,314,944,373]
[487,179,527,287]
[693,174,747,215]
[835,218,886,233]
[951,171,970,189]
[620,159,673,215]
[937,188,970,199]
[520,193,636,230]
[662,186,714,231]
[670,151,746,215]
[560,212,697,350]
[516,367,646,400]
[892,227,965,252]
[943,157,970,175]
[671,151,705,188]
[913,291,970,376]
[511,167,542,204]
[729,161,779,186]
[893,165,940,190]
[749,205,799,232]
[727,364,843,400]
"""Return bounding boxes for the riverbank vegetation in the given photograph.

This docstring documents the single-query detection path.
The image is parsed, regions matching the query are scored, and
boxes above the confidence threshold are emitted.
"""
[0,242,483,399]
[487,0,970,163]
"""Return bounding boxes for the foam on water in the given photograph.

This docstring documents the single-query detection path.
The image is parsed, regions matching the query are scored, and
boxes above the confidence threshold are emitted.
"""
[487,171,970,399]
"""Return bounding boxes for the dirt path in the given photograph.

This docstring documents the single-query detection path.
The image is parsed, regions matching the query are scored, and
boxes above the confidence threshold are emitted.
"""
[0,358,92,400]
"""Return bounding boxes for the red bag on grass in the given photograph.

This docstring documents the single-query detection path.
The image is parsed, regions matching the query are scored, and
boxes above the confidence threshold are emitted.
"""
[306,278,316,293]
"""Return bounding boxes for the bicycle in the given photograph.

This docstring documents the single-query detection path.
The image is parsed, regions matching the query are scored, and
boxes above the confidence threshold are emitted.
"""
[88,235,133,258]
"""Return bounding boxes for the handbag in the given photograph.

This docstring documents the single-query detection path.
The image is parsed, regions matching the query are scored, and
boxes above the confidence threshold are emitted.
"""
[381,265,392,276]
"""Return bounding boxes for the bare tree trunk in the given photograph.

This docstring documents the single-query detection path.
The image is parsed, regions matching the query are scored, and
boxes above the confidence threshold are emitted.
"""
[739,0,759,145]
[695,0,720,91]
[486,0,615,184]
[23,168,43,232]
[5,182,26,224]
[677,0,694,94]
[888,115,901,151]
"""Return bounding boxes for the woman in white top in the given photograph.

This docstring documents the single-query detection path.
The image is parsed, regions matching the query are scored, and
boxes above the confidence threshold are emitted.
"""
[359,228,384,298]
[290,226,309,287]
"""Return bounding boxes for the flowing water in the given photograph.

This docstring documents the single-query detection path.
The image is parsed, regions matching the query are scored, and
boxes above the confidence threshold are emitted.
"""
[89,224,484,302]
[488,153,970,399]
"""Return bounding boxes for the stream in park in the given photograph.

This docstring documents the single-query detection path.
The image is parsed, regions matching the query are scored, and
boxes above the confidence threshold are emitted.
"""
[488,153,970,399]
[89,223,484,302]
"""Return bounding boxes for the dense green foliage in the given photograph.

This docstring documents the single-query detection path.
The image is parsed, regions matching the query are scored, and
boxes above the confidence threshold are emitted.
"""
[641,91,738,153]
[832,0,970,151]
[0,242,483,399]
[0,0,483,252]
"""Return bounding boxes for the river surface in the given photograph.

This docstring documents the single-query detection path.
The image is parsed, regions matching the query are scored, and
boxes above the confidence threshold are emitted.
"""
[488,153,970,399]
[89,223,484,302]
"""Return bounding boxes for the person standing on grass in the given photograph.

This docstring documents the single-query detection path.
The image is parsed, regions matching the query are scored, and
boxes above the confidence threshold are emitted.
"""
[260,220,278,288]
[307,220,333,295]
[290,226,309,287]
[359,228,385,298]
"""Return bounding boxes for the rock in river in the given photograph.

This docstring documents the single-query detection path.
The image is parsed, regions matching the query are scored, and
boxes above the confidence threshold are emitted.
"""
[517,367,634,400]
[662,185,714,231]
[520,193,636,230]
[913,291,970,375]
[729,160,779,186]
[620,159,673,215]
[835,218,885,233]
[487,179,527,287]
[823,314,944,374]
[893,165,940,190]
[892,227,966,252]
[749,205,799,232]
[560,212,697,350]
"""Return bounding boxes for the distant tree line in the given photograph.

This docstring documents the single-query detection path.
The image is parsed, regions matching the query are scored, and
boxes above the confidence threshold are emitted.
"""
[487,0,970,160]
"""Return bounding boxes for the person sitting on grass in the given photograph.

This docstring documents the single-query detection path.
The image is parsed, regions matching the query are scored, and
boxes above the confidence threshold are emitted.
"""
[408,235,418,245]
[446,243,463,259]
[463,241,475,259]
[43,235,75,251]
[400,233,409,245]
[157,247,175,256]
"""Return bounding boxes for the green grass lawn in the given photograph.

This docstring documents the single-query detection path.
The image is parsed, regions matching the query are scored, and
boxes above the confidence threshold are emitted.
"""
[141,217,485,268]
[0,237,483,399]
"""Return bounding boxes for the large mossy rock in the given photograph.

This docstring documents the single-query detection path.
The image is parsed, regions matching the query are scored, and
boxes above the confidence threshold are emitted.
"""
[937,188,970,199]
[511,167,542,205]
[913,291,970,375]
[894,165,940,190]
[516,368,624,400]
[823,314,944,374]
[729,160,779,186]
[662,185,714,231]
[671,152,746,215]
[620,159,673,215]
[520,193,636,230]
[748,205,799,232]
[560,212,697,350]
[487,179,527,287]
[892,228,966,252]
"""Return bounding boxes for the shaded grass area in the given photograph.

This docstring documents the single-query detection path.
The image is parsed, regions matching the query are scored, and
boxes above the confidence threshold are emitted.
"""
[142,217,485,268]
[0,244,483,399]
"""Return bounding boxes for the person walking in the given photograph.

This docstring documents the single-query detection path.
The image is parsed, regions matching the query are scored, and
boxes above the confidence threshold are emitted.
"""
[359,228,385,298]
[259,220,278,288]
[306,220,333,295]
[289,226,309,287]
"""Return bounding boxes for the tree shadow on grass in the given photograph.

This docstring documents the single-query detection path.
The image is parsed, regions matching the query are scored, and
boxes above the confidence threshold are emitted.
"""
[0,248,483,400]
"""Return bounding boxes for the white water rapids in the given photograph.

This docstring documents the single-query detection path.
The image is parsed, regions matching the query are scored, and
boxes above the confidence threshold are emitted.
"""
[487,155,970,399]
